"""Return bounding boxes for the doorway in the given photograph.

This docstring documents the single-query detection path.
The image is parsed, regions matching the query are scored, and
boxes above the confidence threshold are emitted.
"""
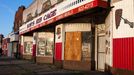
[97,35,106,71]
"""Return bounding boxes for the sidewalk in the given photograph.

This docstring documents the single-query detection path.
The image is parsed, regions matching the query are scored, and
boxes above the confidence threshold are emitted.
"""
[0,56,111,75]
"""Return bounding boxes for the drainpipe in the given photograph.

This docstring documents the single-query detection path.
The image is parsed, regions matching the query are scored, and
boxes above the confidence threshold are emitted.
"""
[91,18,96,71]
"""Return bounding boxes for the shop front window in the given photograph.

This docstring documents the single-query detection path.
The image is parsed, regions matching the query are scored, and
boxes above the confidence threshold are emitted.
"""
[45,38,53,56]
[37,38,46,55]
[37,33,54,56]
[24,41,32,54]
[82,32,91,61]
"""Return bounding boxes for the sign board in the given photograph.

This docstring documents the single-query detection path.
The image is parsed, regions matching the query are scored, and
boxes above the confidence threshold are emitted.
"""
[20,0,108,34]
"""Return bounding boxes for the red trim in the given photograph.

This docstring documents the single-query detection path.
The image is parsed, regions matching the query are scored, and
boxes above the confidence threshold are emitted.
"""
[113,37,134,70]
[32,44,36,58]
[55,43,62,60]
[97,0,108,8]
[20,0,108,35]
[2,50,8,56]
[20,45,23,55]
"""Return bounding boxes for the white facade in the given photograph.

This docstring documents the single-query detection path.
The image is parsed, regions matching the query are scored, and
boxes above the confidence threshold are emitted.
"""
[23,0,38,22]
[112,0,134,38]
[20,0,96,34]
[23,0,64,23]
[8,32,19,42]
[19,0,109,71]
[65,23,91,32]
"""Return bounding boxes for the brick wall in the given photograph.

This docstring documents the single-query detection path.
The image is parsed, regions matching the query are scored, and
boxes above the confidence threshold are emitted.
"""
[14,6,25,32]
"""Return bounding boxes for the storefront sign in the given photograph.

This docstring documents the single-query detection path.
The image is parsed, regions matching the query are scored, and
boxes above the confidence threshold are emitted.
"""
[20,0,108,34]
[26,9,57,29]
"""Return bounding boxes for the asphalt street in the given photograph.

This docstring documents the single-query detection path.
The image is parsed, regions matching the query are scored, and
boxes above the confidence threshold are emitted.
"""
[0,56,111,75]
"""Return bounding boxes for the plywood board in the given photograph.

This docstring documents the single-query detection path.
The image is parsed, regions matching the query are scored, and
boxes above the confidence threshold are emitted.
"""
[65,32,81,61]
[65,32,72,60]
[73,32,81,61]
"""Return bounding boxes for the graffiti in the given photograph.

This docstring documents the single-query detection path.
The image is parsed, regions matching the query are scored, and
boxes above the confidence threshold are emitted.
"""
[115,9,134,29]
[56,27,61,39]
[115,9,122,29]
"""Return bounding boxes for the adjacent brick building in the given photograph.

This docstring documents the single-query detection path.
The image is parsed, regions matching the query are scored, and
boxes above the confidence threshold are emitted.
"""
[14,6,25,32]
[11,6,25,58]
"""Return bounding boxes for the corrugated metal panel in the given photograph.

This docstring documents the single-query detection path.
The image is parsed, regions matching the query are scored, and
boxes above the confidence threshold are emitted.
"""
[55,43,62,60]
[113,0,134,38]
[65,23,91,32]
[113,38,134,70]
[112,0,134,70]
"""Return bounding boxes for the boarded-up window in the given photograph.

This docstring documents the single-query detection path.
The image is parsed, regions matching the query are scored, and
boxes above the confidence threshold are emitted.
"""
[65,31,91,61]
[65,32,82,61]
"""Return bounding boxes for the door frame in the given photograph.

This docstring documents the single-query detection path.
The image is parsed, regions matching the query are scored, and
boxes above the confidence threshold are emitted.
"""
[97,33,106,71]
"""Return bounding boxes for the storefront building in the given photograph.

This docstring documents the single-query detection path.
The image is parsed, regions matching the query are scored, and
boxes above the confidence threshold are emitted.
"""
[7,32,19,57]
[21,35,33,60]
[2,38,10,56]
[13,6,25,58]
[34,27,55,63]
[55,22,91,70]
[19,0,109,71]
[110,0,134,75]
